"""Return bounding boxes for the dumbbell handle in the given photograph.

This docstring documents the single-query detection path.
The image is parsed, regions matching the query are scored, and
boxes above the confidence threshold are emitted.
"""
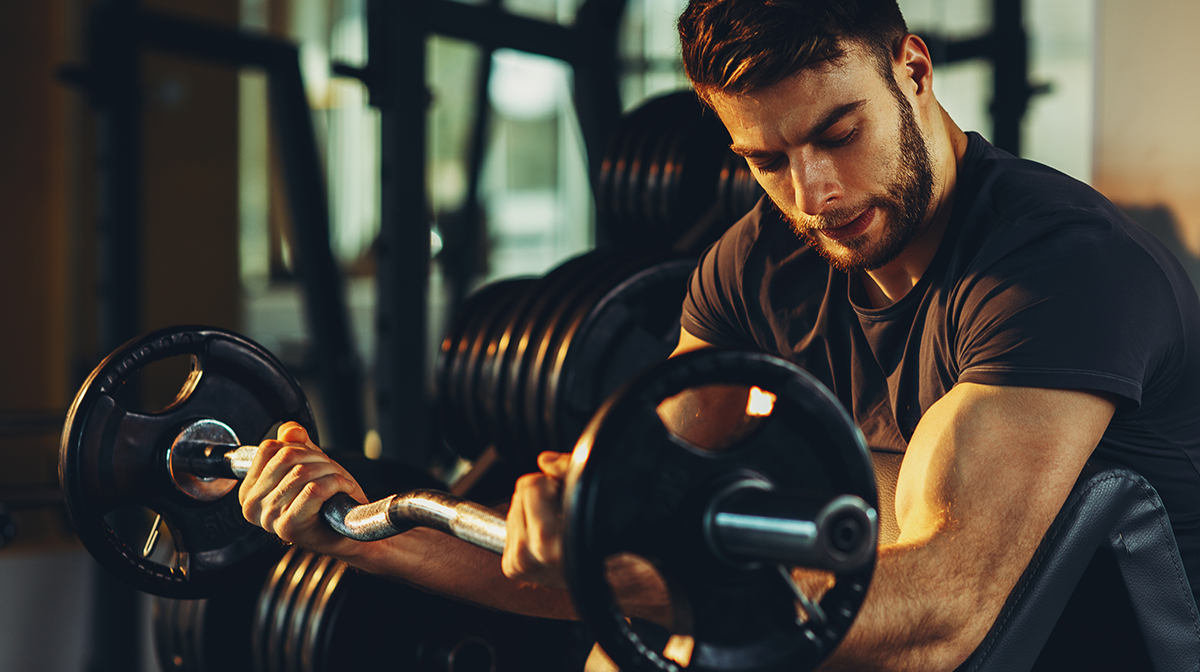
[186,442,874,572]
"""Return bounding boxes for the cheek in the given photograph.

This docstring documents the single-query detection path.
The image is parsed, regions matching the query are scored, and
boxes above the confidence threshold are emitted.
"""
[845,138,895,194]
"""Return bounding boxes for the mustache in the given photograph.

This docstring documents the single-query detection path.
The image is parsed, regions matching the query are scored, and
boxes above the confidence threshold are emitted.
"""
[779,196,892,233]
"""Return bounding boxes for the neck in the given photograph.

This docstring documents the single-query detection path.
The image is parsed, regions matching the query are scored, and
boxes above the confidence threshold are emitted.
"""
[860,109,969,308]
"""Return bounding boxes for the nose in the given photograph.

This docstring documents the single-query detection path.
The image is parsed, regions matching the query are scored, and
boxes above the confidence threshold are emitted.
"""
[791,157,840,217]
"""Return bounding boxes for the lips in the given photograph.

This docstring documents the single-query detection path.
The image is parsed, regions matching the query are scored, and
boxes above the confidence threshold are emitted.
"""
[817,207,875,242]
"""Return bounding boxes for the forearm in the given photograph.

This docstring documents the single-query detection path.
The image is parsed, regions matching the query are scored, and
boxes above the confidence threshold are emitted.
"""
[818,537,993,672]
[340,527,580,620]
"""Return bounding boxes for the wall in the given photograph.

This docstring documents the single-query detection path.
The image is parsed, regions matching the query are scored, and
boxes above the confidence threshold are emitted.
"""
[1094,0,1200,283]
[0,1,240,670]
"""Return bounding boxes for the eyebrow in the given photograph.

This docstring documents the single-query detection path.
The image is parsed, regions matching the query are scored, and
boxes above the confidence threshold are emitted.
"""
[729,99,867,158]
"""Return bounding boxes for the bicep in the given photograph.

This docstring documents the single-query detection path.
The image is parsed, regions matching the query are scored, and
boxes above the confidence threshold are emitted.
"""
[895,384,1117,550]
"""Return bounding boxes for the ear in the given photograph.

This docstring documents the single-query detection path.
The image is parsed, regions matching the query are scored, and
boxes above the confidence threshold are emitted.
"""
[894,34,934,97]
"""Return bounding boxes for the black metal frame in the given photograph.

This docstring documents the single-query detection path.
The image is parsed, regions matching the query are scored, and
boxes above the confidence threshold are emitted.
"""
[359,0,628,467]
[62,0,365,456]
[921,0,1047,156]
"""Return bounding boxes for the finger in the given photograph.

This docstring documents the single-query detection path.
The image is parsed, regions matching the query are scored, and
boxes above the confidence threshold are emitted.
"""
[523,475,563,556]
[240,443,340,525]
[252,460,345,532]
[275,471,362,541]
[277,421,316,448]
[503,473,564,582]
[536,451,572,479]
[503,474,533,577]
[240,438,289,500]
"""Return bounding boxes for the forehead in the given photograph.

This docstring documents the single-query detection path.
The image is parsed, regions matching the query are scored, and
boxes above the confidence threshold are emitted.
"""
[708,46,888,142]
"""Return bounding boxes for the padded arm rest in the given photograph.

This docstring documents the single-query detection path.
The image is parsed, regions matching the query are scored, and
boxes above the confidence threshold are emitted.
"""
[957,461,1200,672]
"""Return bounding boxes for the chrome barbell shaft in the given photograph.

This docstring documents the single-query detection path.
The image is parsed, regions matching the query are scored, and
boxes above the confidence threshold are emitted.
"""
[183,441,509,552]
[181,440,871,571]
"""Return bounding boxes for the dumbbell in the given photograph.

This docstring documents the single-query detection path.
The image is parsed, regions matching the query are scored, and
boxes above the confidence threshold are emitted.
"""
[61,326,878,672]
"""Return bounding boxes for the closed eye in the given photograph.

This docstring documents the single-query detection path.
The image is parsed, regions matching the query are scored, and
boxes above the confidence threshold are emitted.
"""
[821,128,858,149]
[750,155,786,174]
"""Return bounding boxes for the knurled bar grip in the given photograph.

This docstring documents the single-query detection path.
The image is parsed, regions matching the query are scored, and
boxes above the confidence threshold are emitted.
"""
[190,442,873,572]
[206,444,508,553]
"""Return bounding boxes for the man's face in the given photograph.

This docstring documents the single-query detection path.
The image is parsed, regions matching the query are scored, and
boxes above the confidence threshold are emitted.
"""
[709,46,934,274]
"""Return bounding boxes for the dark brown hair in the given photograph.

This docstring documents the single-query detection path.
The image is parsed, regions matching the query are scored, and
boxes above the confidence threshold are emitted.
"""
[678,0,908,101]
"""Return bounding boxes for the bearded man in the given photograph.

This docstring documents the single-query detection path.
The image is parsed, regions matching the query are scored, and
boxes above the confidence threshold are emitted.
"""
[238,1,1200,670]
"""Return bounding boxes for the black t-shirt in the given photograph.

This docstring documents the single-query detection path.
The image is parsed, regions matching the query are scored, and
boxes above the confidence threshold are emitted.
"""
[682,132,1200,599]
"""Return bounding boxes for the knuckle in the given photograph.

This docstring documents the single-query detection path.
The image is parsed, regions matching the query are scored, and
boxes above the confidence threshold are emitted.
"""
[300,478,330,501]
[274,517,297,541]
[240,501,258,525]
[514,472,540,489]
[275,445,307,463]
[506,552,532,578]
[289,462,320,482]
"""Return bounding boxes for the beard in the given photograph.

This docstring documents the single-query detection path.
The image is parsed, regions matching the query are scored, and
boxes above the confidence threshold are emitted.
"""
[771,85,935,274]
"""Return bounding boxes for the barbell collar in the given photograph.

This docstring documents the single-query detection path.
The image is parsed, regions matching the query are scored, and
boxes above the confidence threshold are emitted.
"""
[707,489,876,574]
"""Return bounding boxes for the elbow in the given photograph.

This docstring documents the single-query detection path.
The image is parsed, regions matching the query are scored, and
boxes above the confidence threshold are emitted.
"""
[902,592,997,672]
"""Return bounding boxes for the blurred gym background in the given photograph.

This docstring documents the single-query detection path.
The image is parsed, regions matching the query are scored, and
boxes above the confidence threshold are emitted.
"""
[1,0,1195,669]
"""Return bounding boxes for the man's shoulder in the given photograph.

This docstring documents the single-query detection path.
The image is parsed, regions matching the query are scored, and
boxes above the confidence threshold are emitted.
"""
[953,133,1168,272]
[961,133,1122,229]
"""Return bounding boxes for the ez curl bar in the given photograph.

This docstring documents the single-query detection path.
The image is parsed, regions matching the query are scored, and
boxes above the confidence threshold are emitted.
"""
[61,326,878,672]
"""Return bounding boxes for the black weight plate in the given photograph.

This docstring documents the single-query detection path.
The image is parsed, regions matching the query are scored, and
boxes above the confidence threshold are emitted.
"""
[596,95,647,236]
[606,96,678,245]
[461,279,538,459]
[480,270,568,463]
[620,96,681,238]
[646,116,693,241]
[517,250,645,458]
[564,350,877,672]
[667,114,730,246]
[268,550,317,672]
[495,252,613,465]
[299,557,349,672]
[437,311,487,459]
[153,596,187,671]
[255,546,301,672]
[153,572,261,671]
[610,100,657,225]
[59,326,315,599]
[286,553,337,672]
[518,249,651,458]
[435,281,497,453]
[524,249,667,457]
[448,282,529,439]
[500,253,605,465]
[546,257,694,455]
[437,279,531,460]
[639,93,703,239]
[716,150,764,221]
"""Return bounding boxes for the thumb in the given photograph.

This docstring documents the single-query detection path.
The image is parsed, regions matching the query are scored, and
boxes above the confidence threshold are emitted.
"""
[277,421,314,447]
[536,451,572,480]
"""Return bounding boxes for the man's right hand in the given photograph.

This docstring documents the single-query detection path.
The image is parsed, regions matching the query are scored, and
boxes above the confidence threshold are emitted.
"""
[237,421,371,560]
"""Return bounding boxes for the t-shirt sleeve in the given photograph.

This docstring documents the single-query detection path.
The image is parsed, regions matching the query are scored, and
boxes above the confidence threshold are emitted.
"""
[953,219,1183,410]
[680,210,762,350]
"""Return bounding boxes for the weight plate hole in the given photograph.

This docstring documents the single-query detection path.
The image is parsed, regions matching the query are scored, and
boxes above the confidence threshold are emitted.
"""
[111,354,201,415]
[103,505,178,565]
[657,383,773,452]
[602,552,692,663]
